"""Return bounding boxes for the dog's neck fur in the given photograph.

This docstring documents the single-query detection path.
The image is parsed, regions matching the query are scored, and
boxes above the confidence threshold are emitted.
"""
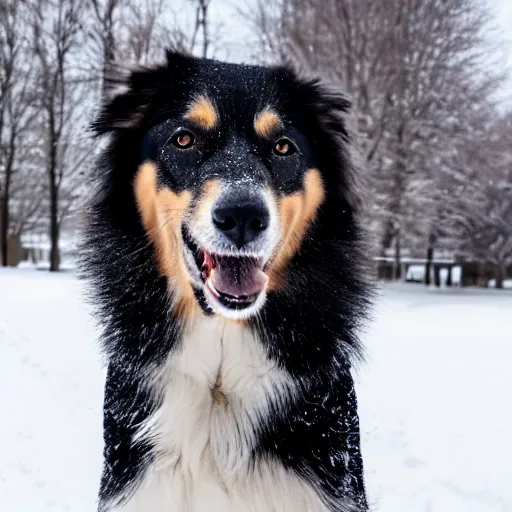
[138,316,293,475]
[107,314,349,512]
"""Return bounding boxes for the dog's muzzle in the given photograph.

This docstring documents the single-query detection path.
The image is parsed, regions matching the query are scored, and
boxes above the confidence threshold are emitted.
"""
[183,188,277,317]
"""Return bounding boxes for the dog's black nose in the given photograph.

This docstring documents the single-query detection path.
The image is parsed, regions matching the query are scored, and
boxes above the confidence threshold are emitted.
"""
[212,199,269,248]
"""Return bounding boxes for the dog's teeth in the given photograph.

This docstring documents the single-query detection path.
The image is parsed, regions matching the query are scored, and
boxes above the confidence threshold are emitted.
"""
[206,277,221,298]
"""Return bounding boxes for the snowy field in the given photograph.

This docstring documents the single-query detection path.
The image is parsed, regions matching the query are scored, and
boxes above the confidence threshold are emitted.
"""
[1,268,511,512]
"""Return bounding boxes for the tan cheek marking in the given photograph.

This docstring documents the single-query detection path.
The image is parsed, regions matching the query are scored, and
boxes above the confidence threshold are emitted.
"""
[254,108,284,138]
[184,95,218,130]
[272,193,304,270]
[134,162,159,236]
[134,161,197,322]
[267,169,325,290]
[302,168,326,225]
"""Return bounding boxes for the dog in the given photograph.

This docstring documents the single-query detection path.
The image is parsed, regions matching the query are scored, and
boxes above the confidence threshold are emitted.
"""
[82,51,371,512]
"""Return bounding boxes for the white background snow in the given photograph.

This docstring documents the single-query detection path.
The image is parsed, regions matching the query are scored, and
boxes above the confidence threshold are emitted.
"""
[1,268,511,511]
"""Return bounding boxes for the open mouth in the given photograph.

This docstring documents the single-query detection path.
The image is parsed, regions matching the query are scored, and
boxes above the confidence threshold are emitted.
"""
[183,228,269,312]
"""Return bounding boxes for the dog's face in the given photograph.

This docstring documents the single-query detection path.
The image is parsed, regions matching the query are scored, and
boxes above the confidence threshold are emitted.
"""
[95,53,352,322]
[135,95,324,321]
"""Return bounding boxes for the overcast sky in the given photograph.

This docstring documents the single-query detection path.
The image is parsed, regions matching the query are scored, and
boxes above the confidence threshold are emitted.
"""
[495,0,512,71]
[496,0,512,30]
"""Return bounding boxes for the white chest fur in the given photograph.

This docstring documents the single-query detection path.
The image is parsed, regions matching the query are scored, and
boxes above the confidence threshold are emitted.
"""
[108,316,335,512]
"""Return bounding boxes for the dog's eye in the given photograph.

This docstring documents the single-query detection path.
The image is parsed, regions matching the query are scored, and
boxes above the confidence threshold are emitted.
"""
[274,138,296,156]
[171,130,195,149]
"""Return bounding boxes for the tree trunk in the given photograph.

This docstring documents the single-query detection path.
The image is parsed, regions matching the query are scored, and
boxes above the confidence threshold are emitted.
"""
[0,194,7,267]
[102,25,116,100]
[425,246,433,286]
[434,265,441,287]
[48,113,60,272]
[495,262,505,289]
[200,0,209,58]
[392,228,401,280]
[380,218,394,257]
[446,266,453,287]
[49,186,60,271]
[0,144,14,267]
[477,262,486,287]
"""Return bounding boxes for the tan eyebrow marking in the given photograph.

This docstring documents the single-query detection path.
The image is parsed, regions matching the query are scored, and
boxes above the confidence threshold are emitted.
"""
[254,107,284,138]
[184,95,218,130]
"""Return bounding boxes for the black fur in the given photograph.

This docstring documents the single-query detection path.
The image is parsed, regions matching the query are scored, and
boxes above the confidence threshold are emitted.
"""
[82,52,372,511]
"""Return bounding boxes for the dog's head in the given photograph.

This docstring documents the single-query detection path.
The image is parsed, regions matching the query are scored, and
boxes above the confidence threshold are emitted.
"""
[93,52,357,322]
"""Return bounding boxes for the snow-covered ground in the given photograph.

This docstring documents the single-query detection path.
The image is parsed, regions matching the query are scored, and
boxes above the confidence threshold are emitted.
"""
[0,269,104,512]
[358,283,512,512]
[1,269,511,511]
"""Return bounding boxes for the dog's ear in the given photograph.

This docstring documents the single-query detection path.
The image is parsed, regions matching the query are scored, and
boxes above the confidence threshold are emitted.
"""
[276,66,352,145]
[91,51,193,136]
[292,76,352,143]
[90,68,160,135]
[311,85,351,144]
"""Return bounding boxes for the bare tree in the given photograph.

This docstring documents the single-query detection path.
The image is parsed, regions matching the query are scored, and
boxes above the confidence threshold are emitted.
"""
[8,155,47,239]
[119,0,168,64]
[439,109,512,288]
[0,0,20,265]
[190,0,211,58]
[0,71,39,266]
[0,0,40,266]
[89,0,121,99]
[31,0,86,271]
[117,0,214,64]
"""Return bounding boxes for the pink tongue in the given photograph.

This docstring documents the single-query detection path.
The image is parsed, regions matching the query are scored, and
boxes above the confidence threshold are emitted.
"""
[210,257,268,297]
